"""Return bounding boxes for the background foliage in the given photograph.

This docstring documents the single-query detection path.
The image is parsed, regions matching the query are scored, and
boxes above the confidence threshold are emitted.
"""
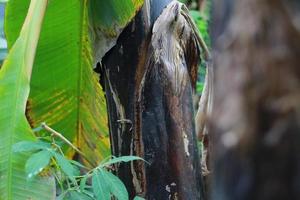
[180,0,211,93]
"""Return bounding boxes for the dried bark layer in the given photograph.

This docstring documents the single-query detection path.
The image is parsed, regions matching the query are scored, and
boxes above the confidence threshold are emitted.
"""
[98,0,205,199]
[211,0,300,200]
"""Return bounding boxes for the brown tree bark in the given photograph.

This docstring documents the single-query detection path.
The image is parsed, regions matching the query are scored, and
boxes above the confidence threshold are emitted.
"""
[211,0,300,200]
[98,0,205,199]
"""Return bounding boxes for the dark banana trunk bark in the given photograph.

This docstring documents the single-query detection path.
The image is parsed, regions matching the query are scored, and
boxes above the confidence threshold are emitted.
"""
[97,0,205,199]
[211,0,300,200]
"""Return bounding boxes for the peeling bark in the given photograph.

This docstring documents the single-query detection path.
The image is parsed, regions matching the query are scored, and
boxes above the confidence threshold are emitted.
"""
[98,0,205,199]
[211,0,300,199]
[195,34,211,141]
[196,68,209,140]
[194,17,212,179]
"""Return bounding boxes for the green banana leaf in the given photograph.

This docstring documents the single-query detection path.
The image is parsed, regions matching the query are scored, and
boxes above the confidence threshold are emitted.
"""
[5,0,144,166]
[89,0,144,61]
[0,0,55,199]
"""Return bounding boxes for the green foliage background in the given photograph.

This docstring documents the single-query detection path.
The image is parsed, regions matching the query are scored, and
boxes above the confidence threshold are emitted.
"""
[180,0,211,93]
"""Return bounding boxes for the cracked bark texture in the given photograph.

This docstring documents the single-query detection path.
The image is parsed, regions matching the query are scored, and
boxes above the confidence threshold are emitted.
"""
[211,0,300,200]
[97,0,205,199]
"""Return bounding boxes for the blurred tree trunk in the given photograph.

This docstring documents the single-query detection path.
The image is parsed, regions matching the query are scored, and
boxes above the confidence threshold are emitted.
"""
[98,0,205,199]
[211,0,300,200]
[198,0,205,12]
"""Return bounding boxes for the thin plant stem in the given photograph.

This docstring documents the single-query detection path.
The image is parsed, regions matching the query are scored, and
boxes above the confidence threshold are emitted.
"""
[50,158,64,192]
[41,122,95,167]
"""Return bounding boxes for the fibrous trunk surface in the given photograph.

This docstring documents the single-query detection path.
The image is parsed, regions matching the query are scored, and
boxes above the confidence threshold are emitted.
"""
[99,0,205,199]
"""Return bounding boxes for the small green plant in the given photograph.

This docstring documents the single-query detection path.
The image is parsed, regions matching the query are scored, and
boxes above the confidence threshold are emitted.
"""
[13,123,145,200]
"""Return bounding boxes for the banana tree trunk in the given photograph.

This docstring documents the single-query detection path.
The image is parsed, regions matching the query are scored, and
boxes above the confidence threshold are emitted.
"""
[211,0,300,199]
[98,0,205,199]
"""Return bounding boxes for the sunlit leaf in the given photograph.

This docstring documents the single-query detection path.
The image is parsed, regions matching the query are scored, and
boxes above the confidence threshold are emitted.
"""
[101,156,146,167]
[68,191,94,200]
[25,150,52,179]
[0,0,55,199]
[99,168,128,200]
[6,0,111,167]
[54,152,79,180]
[134,196,145,200]
[70,159,88,169]
[92,170,110,200]
[80,175,88,192]
[12,141,51,152]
